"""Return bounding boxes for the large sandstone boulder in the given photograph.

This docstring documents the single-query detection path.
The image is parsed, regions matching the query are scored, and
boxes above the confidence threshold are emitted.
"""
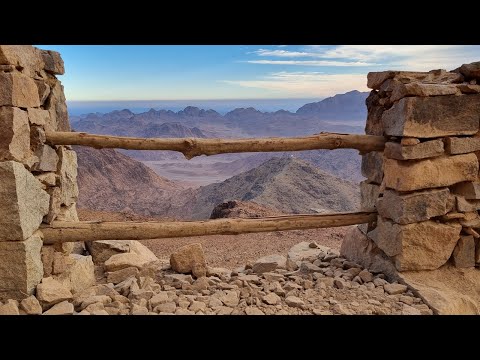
[40,50,65,75]
[105,253,150,272]
[87,240,158,264]
[445,137,480,155]
[0,45,44,78]
[361,151,384,184]
[27,108,50,126]
[287,241,330,269]
[367,69,463,90]
[34,79,51,106]
[384,154,478,192]
[360,181,380,210]
[459,61,480,81]
[0,300,20,315]
[32,145,59,172]
[170,243,207,278]
[104,248,158,272]
[36,276,73,309]
[42,300,74,315]
[20,295,42,315]
[365,90,384,136]
[0,232,43,301]
[389,82,461,102]
[400,264,480,314]
[452,236,475,268]
[45,80,70,131]
[377,188,450,224]
[384,140,444,160]
[106,267,139,284]
[58,147,78,206]
[0,72,40,108]
[340,226,398,281]
[87,240,132,264]
[450,181,480,200]
[55,254,96,294]
[0,161,50,240]
[0,107,30,162]
[252,254,287,274]
[382,95,480,138]
[375,218,461,271]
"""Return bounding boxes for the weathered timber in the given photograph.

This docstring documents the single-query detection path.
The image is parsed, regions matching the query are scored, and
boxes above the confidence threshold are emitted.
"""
[40,211,377,243]
[45,132,386,159]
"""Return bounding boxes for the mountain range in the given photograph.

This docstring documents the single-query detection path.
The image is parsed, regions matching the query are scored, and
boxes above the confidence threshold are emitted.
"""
[73,90,367,220]
[71,90,368,138]
[75,147,360,220]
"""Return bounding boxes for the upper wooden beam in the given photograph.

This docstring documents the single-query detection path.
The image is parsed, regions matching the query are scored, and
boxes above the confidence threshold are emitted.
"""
[40,211,377,243]
[45,131,386,159]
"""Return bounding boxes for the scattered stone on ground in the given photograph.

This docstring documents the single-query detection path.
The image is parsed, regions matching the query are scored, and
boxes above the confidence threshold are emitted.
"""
[3,241,433,315]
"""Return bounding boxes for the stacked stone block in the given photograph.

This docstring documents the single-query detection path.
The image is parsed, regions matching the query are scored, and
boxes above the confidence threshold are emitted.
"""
[0,45,93,301]
[357,63,480,273]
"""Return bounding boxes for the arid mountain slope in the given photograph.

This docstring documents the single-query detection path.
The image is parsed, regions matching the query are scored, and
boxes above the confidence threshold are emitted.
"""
[211,149,363,184]
[76,149,360,221]
[183,157,360,219]
[75,146,186,217]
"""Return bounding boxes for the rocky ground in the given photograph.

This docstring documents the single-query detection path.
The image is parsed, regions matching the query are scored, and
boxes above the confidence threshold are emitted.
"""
[77,208,348,268]
[0,240,433,315]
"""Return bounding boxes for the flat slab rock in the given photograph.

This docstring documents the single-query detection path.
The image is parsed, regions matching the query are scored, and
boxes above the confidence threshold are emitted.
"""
[400,264,480,314]
[377,188,451,225]
[382,95,480,138]
[376,218,461,271]
[384,154,478,192]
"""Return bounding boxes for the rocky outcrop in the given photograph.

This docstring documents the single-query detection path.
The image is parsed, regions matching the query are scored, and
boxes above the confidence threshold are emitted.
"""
[0,45,83,301]
[0,232,43,300]
[341,62,480,314]
[0,162,49,240]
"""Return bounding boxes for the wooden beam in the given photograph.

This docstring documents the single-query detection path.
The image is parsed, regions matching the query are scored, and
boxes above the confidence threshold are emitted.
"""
[45,132,386,159]
[40,211,377,243]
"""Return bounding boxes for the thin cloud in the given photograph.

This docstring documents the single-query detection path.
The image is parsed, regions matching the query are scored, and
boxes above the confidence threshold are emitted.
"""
[254,49,320,57]
[222,71,369,97]
[251,45,480,71]
[246,59,377,66]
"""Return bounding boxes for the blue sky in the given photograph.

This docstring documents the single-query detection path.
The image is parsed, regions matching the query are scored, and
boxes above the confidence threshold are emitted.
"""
[37,45,480,101]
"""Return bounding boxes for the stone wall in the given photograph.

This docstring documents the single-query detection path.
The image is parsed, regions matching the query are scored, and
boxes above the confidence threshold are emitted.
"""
[0,45,94,302]
[342,62,480,314]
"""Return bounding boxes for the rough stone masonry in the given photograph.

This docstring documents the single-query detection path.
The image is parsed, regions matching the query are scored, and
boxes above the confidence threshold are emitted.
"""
[0,45,94,301]
[1,45,480,315]
[342,63,480,314]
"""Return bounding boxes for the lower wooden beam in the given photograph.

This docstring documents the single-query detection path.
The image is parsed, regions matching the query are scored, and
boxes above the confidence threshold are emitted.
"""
[40,211,377,243]
[45,131,386,159]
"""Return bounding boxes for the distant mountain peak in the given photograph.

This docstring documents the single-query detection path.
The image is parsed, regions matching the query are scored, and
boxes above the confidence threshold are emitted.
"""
[225,107,262,118]
[181,106,202,116]
[296,90,369,120]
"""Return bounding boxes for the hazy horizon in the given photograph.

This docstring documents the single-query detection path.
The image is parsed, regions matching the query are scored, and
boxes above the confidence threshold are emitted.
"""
[67,97,327,116]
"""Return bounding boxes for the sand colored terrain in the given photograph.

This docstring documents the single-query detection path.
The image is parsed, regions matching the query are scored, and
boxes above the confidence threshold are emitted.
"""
[77,208,348,269]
